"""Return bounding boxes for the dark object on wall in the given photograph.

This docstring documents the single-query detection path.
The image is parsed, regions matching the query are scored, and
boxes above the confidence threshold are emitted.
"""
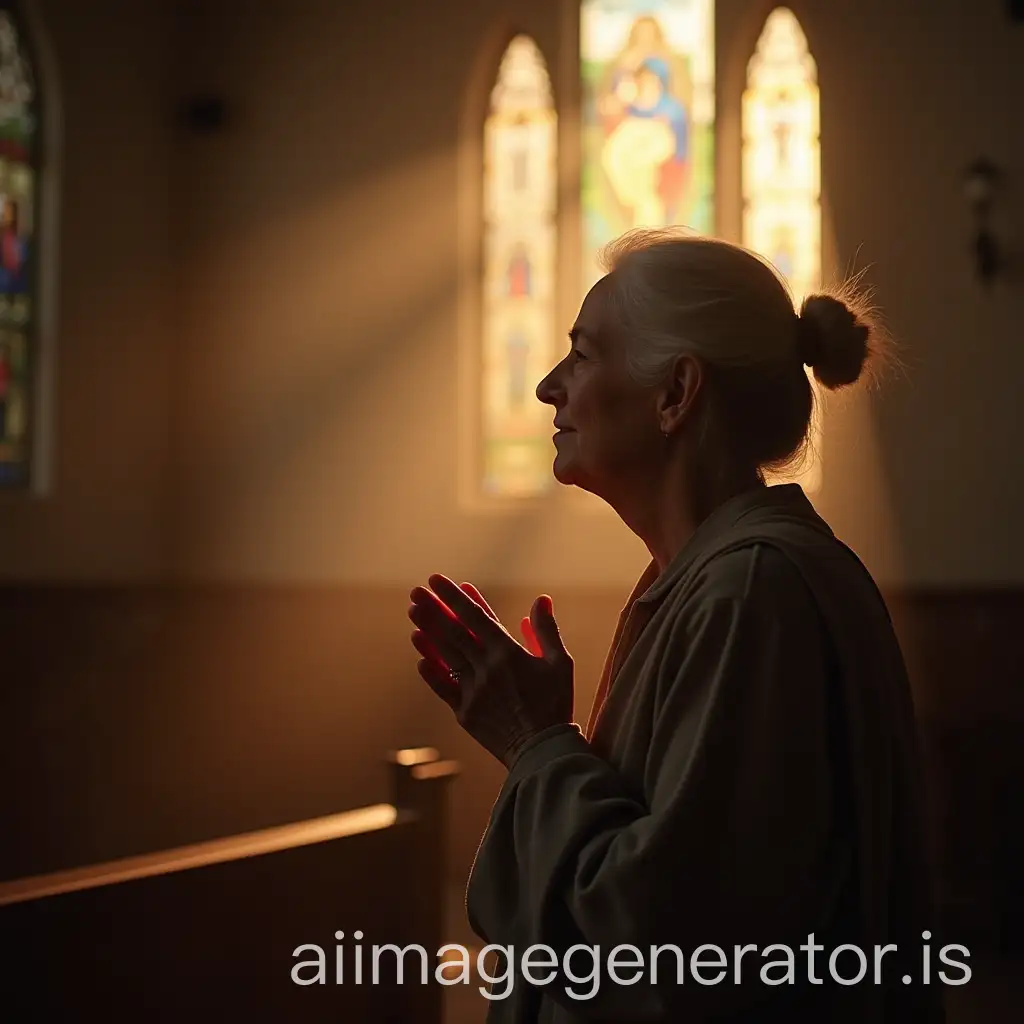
[1009,0,1024,22]
[963,158,1002,287]
[179,95,227,132]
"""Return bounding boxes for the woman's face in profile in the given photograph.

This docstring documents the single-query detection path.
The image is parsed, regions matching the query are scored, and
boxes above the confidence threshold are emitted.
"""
[536,275,660,499]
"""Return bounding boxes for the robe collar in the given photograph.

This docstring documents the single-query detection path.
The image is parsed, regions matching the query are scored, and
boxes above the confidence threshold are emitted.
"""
[633,482,830,606]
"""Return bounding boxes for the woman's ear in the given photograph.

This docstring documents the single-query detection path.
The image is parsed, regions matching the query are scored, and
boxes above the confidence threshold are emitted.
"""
[657,353,703,434]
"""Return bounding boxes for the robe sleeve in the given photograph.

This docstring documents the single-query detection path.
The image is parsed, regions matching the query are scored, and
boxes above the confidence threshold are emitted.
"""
[465,546,845,1018]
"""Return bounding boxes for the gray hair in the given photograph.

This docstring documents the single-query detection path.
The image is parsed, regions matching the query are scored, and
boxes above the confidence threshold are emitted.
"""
[598,228,889,473]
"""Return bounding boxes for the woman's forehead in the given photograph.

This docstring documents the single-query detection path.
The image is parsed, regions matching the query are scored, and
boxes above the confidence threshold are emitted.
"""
[574,274,618,336]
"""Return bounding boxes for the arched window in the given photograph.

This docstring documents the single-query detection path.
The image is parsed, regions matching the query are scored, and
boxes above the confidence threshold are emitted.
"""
[480,35,558,498]
[580,0,716,295]
[468,7,830,504]
[742,7,822,491]
[0,2,38,490]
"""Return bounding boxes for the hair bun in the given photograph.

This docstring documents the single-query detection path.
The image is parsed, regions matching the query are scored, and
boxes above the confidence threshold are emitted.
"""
[797,294,871,390]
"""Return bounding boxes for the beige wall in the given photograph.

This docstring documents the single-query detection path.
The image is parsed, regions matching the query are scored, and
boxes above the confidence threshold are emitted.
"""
[0,0,1022,586]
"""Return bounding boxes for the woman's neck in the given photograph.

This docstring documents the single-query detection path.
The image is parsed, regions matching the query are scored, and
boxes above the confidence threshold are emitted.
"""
[621,459,765,574]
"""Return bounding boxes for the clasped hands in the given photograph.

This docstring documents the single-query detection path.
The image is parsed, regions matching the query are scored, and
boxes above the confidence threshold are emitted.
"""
[408,574,575,767]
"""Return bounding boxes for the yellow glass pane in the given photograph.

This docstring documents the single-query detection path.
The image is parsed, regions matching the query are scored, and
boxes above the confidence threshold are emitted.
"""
[742,8,822,493]
[581,0,716,296]
[481,36,558,497]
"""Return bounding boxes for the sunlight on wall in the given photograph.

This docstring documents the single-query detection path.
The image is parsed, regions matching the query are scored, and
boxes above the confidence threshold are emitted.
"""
[481,36,558,498]
[742,7,823,493]
[580,0,715,297]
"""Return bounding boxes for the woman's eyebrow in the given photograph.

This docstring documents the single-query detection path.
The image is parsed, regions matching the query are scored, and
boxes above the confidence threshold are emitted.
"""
[571,327,605,353]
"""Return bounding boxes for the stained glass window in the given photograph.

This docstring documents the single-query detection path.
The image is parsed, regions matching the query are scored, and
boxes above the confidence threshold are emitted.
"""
[481,36,558,497]
[0,4,36,490]
[742,8,822,492]
[581,0,715,295]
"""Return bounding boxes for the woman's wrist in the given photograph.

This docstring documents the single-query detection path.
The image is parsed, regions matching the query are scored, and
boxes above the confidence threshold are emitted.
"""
[502,722,582,769]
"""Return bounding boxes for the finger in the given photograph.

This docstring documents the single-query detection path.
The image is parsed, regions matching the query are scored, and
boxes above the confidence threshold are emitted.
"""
[410,585,466,628]
[428,574,502,641]
[520,615,542,658]
[460,582,499,623]
[530,594,569,664]
[417,658,460,708]
[408,591,482,664]
[409,607,479,673]
[411,629,471,676]
[411,629,451,671]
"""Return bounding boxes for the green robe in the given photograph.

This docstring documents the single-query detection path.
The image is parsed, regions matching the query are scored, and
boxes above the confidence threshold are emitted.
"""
[466,483,946,1022]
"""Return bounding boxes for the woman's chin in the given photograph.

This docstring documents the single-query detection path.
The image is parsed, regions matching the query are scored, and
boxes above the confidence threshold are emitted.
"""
[551,454,577,486]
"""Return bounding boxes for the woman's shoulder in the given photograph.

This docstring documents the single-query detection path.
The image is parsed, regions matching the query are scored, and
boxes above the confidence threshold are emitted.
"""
[651,542,829,678]
[683,540,810,606]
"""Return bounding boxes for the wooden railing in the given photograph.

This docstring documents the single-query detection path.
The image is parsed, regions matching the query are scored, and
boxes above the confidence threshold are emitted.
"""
[0,747,459,1023]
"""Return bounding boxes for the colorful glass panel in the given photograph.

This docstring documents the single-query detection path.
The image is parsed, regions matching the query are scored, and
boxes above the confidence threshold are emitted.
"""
[481,36,558,497]
[742,8,823,492]
[0,5,36,489]
[581,0,715,295]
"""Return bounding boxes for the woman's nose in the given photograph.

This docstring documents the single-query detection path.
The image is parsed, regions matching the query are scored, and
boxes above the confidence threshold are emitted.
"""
[536,365,563,406]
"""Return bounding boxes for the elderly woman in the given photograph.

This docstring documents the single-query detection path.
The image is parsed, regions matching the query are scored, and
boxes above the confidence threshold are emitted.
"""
[408,230,944,1022]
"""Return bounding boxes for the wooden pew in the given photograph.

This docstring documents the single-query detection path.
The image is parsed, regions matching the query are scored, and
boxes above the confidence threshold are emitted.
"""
[0,747,458,1023]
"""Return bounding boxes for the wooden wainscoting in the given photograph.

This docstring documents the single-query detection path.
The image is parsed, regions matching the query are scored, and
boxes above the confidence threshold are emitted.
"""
[1,583,1022,954]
